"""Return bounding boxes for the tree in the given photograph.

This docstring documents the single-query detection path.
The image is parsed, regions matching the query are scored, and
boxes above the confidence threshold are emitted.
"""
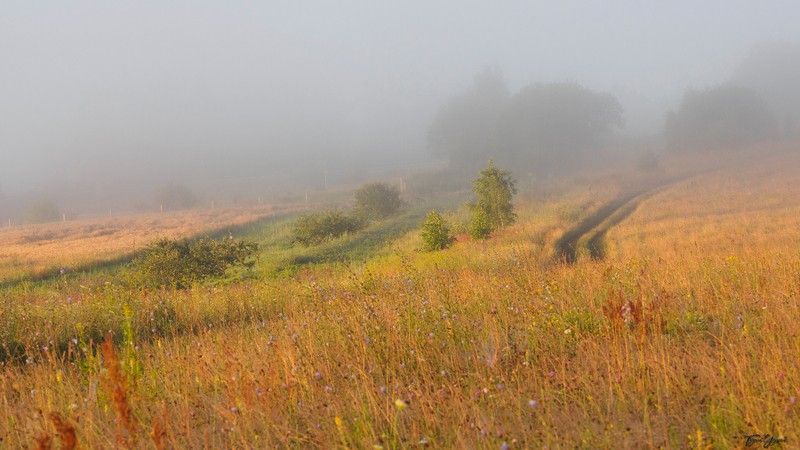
[353,182,403,221]
[665,85,777,151]
[497,82,623,170]
[26,200,61,224]
[427,67,509,167]
[469,209,492,240]
[733,41,800,138]
[154,183,198,211]
[420,210,455,251]
[470,160,517,233]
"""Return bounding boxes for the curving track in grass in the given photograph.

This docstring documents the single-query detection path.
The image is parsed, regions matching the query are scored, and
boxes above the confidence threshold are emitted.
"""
[554,177,685,263]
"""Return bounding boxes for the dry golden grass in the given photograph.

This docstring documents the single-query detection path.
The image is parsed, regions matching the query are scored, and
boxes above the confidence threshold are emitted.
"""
[0,205,280,282]
[1,149,800,448]
[607,150,800,262]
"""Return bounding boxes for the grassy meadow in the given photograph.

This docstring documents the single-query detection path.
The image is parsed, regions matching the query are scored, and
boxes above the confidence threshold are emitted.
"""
[0,205,286,285]
[1,150,800,448]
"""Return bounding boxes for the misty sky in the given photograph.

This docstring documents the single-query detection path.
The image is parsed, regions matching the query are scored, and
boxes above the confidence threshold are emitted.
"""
[2,0,799,196]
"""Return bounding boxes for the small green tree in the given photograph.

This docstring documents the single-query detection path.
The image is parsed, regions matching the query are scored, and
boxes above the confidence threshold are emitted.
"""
[353,182,403,221]
[469,208,492,240]
[470,160,517,233]
[292,209,364,246]
[420,210,455,251]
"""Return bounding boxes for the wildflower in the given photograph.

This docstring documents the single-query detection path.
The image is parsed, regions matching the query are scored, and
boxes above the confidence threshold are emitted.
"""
[379,386,387,394]
[502,443,510,450]
[528,399,538,408]
[394,399,409,410]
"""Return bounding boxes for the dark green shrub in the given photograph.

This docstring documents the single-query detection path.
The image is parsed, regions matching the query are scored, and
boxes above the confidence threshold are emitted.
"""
[130,237,258,289]
[292,209,365,246]
[353,182,403,221]
[420,210,455,251]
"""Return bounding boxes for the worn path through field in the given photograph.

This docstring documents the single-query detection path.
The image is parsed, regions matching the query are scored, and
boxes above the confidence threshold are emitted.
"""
[554,176,685,263]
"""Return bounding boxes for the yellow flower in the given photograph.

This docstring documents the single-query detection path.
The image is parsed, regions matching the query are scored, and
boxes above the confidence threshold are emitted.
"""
[394,399,409,410]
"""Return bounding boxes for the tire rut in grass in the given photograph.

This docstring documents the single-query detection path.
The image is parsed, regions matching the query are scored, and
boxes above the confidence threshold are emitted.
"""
[554,179,680,263]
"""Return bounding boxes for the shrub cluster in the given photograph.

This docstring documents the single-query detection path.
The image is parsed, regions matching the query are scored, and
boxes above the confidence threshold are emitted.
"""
[130,237,258,289]
[353,182,403,221]
[292,209,365,247]
[292,182,402,247]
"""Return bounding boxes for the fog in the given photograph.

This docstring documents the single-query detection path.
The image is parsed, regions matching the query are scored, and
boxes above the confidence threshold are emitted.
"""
[1,1,799,215]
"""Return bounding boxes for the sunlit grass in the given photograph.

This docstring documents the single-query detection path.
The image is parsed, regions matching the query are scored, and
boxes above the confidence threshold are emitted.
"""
[1,151,800,447]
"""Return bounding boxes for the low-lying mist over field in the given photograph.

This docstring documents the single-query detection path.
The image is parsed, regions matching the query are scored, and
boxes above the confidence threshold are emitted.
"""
[1,1,799,220]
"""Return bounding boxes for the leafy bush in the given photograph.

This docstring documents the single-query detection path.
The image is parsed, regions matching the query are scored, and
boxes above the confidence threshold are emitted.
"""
[130,237,258,289]
[420,210,455,252]
[353,182,403,221]
[292,209,365,247]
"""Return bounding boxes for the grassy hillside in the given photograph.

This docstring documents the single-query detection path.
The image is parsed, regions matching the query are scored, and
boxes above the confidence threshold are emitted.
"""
[1,152,799,448]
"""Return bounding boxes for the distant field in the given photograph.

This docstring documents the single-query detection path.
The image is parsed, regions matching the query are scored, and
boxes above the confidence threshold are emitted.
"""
[608,150,800,262]
[0,205,289,283]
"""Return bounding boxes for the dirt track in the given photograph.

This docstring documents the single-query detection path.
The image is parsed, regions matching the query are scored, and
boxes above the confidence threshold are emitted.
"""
[554,178,683,263]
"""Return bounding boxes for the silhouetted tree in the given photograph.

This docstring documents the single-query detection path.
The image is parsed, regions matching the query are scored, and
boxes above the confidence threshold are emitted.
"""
[734,41,800,138]
[154,183,198,211]
[26,200,61,224]
[665,85,777,151]
[497,82,623,170]
[427,67,509,167]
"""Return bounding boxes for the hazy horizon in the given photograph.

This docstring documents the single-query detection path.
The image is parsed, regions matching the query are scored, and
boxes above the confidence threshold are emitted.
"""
[2,1,799,204]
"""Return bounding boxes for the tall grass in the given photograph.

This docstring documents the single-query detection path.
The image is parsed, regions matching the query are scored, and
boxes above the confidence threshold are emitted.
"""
[1,154,799,447]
